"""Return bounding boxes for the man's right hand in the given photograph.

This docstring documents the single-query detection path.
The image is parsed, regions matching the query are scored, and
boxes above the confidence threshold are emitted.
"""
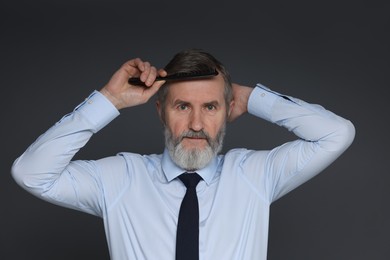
[100,58,167,110]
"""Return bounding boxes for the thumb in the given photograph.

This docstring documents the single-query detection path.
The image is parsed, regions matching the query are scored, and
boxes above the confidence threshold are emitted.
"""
[145,79,166,98]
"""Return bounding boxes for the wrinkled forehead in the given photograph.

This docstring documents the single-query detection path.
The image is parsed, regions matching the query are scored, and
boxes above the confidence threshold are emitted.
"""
[165,74,226,102]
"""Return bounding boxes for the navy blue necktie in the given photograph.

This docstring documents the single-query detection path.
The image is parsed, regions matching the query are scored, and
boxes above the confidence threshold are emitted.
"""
[176,173,202,260]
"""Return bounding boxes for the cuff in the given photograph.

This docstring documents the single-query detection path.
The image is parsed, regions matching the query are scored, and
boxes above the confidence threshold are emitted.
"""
[247,84,279,122]
[74,90,120,132]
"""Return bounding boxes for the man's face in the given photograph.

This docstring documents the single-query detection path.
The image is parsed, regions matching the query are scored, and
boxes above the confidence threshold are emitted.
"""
[157,74,233,170]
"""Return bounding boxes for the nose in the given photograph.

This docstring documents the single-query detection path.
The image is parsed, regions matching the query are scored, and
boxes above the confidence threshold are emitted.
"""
[189,109,203,132]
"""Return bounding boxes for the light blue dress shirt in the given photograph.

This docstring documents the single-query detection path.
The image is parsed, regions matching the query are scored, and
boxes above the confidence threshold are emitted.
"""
[12,84,355,259]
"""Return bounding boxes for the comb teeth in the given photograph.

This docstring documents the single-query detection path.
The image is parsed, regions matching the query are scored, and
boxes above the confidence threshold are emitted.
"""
[128,69,218,86]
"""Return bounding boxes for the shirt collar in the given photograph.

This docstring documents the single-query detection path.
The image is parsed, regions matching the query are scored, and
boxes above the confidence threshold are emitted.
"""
[161,148,219,186]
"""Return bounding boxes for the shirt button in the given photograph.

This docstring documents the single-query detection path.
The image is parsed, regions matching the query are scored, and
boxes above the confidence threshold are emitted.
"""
[88,100,93,104]
[261,93,266,97]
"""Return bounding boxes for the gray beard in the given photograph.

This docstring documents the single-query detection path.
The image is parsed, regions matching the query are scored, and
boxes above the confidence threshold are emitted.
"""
[164,125,225,171]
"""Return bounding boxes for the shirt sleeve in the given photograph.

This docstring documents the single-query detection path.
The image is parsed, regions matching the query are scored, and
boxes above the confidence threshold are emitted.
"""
[11,90,120,216]
[245,84,355,202]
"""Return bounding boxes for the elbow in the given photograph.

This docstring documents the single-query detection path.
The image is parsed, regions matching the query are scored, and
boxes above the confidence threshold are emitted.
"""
[341,119,356,148]
[11,157,28,188]
[330,119,356,153]
[11,156,60,200]
[11,155,41,191]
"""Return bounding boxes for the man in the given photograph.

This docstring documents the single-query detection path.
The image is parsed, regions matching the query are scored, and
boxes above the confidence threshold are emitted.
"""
[12,49,355,259]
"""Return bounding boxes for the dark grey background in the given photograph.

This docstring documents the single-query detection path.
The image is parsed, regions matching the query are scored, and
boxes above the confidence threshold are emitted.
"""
[1,0,389,259]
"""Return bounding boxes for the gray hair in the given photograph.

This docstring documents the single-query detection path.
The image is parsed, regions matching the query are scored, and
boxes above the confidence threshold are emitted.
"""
[156,48,233,117]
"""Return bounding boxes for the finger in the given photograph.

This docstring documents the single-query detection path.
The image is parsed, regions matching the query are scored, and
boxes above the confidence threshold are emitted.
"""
[140,61,151,82]
[145,78,166,96]
[122,58,144,77]
[158,69,168,77]
[144,66,158,87]
[132,58,145,71]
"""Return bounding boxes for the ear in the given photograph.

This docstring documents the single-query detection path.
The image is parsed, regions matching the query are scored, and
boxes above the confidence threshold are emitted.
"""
[228,100,235,117]
[156,100,164,123]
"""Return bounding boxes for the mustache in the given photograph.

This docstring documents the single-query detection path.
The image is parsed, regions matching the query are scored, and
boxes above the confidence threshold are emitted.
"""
[179,130,210,142]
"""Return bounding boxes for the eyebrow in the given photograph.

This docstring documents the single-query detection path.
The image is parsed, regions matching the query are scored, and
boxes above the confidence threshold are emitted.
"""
[204,101,220,107]
[172,99,221,107]
[172,99,189,106]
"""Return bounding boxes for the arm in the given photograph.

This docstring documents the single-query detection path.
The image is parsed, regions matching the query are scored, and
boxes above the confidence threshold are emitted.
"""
[230,83,355,202]
[227,83,253,122]
[11,58,166,215]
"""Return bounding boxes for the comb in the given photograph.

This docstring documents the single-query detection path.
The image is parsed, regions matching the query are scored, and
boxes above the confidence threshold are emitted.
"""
[128,69,218,86]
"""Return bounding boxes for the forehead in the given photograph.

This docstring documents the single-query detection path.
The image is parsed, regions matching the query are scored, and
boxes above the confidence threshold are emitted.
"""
[166,74,225,103]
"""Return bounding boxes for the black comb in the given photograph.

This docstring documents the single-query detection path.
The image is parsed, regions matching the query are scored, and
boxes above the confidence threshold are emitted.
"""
[128,69,218,86]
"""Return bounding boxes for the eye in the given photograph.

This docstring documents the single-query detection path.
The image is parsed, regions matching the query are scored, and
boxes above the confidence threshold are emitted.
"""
[178,104,189,110]
[205,104,216,111]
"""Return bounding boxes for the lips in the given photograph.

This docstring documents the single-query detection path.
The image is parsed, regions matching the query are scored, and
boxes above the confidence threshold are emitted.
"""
[182,133,208,139]
[183,136,207,142]
[182,136,208,147]
[179,130,210,145]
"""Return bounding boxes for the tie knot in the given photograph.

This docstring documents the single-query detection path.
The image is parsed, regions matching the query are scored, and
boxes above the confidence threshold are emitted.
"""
[178,173,202,189]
